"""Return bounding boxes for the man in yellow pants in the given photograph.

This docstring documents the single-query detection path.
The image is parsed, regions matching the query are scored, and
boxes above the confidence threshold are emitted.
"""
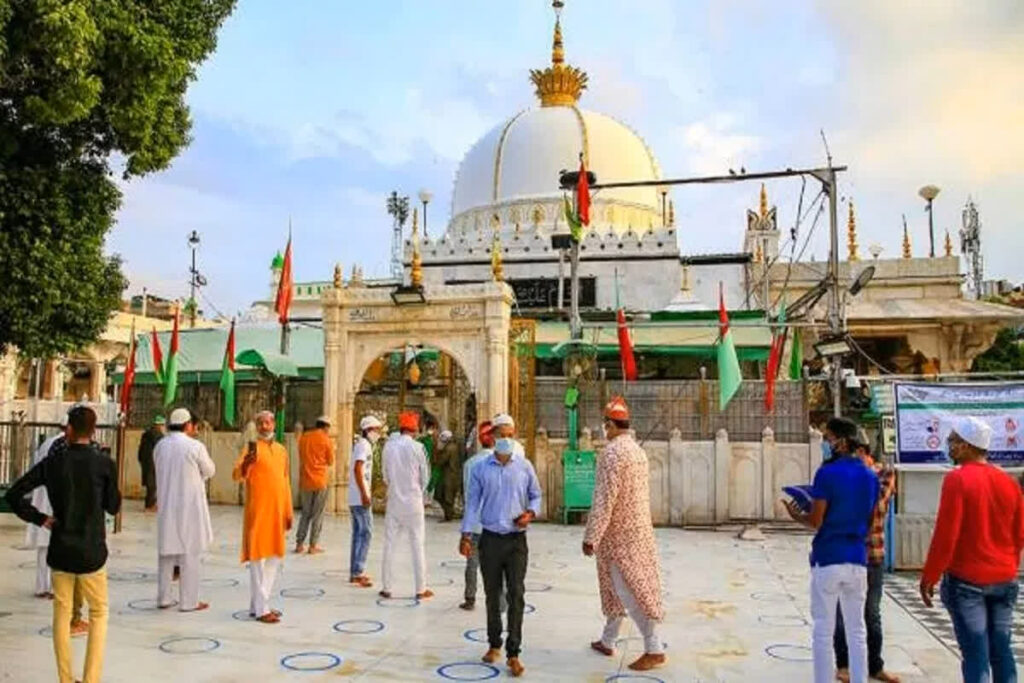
[5,404,121,683]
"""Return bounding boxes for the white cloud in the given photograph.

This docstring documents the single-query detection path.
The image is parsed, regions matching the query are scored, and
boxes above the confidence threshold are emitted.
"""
[673,113,762,176]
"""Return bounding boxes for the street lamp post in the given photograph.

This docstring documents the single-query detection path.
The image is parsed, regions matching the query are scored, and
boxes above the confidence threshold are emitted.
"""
[658,185,669,227]
[187,230,200,328]
[418,189,433,240]
[919,185,940,258]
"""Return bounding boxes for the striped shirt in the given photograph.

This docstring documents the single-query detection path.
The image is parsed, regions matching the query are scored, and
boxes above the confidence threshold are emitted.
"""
[867,464,897,566]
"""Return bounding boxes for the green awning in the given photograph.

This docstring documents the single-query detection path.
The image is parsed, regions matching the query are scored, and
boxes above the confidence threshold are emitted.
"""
[236,349,300,377]
[535,343,769,361]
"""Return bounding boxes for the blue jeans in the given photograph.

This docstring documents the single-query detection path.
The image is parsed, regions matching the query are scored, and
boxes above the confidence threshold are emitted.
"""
[940,574,1019,683]
[349,505,373,579]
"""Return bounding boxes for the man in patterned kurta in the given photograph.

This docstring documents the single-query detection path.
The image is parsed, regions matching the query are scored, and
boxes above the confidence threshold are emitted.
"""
[584,396,667,672]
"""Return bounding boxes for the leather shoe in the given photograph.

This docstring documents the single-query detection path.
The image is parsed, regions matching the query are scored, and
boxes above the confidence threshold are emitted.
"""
[481,648,501,664]
[507,657,525,677]
[628,653,667,671]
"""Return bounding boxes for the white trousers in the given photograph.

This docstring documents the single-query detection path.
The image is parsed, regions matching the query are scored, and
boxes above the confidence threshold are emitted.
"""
[158,553,202,611]
[380,513,426,594]
[599,563,664,655]
[248,557,281,618]
[811,563,868,683]
[35,547,51,595]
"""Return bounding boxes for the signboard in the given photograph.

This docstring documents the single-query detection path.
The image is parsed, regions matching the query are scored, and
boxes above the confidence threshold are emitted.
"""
[562,449,596,511]
[894,382,1024,466]
[509,277,596,309]
[880,415,896,455]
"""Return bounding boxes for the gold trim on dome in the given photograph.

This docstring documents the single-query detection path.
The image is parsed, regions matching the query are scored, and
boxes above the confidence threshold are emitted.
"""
[492,109,528,202]
[570,105,590,167]
[529,14,588,107]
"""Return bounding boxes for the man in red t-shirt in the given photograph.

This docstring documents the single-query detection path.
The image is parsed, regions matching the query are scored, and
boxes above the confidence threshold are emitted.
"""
[920,416,1024,683]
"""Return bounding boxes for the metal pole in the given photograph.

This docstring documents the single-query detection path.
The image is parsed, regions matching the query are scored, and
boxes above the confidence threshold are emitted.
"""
[927,198,935,258]
[570,224,581,339]
[556,249,565,312]
[189,243,197,328]
[422,200,428,239]
[825,169,842,417]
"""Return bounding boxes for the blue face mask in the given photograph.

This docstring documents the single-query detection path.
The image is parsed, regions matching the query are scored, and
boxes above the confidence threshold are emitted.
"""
[821,440,833,460]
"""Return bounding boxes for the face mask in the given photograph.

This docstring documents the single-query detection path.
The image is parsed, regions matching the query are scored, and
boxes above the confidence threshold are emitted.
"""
[820,440,833,460]
[368,432,381,444]
[601,424,609,440]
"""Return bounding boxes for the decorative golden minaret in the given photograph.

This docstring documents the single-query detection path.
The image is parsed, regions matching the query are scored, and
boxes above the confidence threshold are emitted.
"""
[902,223,912,258]
[944,230,954,257]
[759,183,769,220]
[491,235,504,282]
[529,2,588,108]
[668,200,676,227]
[410,208,423,288]
[333,262,343,288]
[847,201,859,261]
[753,241,763,264]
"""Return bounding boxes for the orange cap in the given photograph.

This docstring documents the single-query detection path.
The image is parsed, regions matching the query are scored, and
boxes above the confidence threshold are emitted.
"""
[603,396,630,421]
[398,410,420,432]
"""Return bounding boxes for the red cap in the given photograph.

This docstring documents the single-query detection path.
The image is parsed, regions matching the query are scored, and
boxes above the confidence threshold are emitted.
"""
[398,410,420,432]
[603,396,630,421]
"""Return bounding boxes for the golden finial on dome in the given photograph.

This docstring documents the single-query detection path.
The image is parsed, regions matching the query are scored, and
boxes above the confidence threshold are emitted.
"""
[759,184,768,220]
[410,208,423,287]
[847,200,859,261]
[529,1,588,107]
[491,234,504,282]
[944,229,954,257]
[668,200,676,227]
[902,222,912,259]
[333,262,343,288]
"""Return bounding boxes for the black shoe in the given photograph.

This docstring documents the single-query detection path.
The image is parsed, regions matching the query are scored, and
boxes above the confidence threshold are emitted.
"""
[459,600,475,610]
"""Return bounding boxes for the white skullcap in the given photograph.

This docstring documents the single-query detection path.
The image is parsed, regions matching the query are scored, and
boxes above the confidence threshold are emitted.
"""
[359,415,383,431]
[168,408,192,426]
[439,429,453,441]
[495,437,516,454]
[316,415,332,426]
[492,413,515,428]
[951,416,992,451]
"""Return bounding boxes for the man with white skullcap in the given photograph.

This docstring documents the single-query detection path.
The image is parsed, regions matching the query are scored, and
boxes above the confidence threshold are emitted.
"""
[295,415,335,554]
[491,413,526,459]
[349,414,383,587]
[921,415,1024,682]
[432,429,461,521]
[154,407,216,611]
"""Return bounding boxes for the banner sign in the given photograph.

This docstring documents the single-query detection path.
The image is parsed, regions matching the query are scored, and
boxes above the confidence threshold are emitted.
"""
[894,382,1024,466]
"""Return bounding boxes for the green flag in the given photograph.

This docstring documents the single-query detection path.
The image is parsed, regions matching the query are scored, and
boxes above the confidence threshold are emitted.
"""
[219,320,236,427]
[563,195,583,243]
[162,310,180,407]
[717,284,742,409]
[789,327,803,380]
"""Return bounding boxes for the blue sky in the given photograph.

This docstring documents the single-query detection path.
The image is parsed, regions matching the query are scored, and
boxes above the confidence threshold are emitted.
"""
[109,0,1024,316]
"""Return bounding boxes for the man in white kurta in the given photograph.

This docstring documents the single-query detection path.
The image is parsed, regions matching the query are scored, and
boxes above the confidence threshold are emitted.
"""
[379,410,433,600]
[154,408,215,611]
[28,429,63,597]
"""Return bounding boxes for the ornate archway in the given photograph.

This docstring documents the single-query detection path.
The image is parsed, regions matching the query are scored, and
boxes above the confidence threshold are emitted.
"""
[322,281,513,512]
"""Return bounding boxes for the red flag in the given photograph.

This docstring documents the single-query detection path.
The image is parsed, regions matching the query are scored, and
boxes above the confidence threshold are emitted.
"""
[275,236,293,325]
[617,308,638,381]
[718,283,730,338]
[764,329,786,412]
[150,326,165,383]
[120,321,137,416]
[576,155,590,226]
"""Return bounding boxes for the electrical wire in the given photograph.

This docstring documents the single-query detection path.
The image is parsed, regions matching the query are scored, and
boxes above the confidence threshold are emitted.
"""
[847,336,896,376]
[748,183,824,297]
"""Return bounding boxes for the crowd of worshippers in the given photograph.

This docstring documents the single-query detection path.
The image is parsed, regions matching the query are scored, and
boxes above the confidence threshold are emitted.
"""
[6,402,1023,682]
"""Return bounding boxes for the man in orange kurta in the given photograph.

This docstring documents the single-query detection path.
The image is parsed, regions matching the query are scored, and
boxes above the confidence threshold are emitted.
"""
[584,397,666,672]
[233,411,293,624]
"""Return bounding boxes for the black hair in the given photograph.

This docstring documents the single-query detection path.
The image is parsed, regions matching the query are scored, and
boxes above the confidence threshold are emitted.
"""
[168,423,187,432]
[609,418,630,430]
[825,417,858,443]
[67,405,97,438]
[316,419,330,429]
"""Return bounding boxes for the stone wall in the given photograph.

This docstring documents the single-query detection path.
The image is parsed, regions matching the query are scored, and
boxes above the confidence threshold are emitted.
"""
[532,426,821,525]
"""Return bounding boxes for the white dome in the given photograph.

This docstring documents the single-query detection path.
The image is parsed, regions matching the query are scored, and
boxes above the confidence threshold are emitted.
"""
[447,107,663,238]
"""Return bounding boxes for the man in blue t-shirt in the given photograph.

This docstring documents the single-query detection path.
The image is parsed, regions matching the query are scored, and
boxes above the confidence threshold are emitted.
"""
[786,417,879,683]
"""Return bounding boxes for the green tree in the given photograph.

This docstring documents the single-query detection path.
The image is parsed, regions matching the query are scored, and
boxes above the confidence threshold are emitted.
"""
[0,0,236,358]
[972,327,1024,372]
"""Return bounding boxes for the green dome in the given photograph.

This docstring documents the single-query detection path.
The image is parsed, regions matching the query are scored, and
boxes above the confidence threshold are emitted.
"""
[271,251,284,270]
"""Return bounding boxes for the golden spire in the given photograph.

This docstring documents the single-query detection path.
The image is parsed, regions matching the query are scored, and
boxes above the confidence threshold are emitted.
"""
[333,262,343,288]
[944,230,954,257]
[410,208,423,287]
[529,2,588,107]
[759,183,768,219]
[753,241,763,263]
[902,223,912,259]
[491,234,504,282]
[847,201,859,261]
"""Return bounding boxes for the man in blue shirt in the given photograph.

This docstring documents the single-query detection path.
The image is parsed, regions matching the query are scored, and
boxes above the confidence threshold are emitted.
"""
[460,437,542,678]
[786,417,879,683]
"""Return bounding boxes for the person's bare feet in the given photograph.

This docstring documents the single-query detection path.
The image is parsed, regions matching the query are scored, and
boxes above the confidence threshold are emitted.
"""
[308,546,324,555]
[590,641,614,656]
[836,669,850,682]
[416,589,434,600]
[183,602,210,612]
[294,544,306,554]
[628,653,667,671]
[70,620,89,637]
[256,612,280,623]
[871,672,901,683]
[34,592,52,599]
[349,576,373,588]
[378,590,392,599]
[144,505,157,513]
[481,648,501,664]
[507,657,525,677]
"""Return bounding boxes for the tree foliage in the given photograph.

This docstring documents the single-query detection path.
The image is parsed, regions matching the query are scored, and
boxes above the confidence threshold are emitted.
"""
[972,327,1024,373]
[0,0,235,358]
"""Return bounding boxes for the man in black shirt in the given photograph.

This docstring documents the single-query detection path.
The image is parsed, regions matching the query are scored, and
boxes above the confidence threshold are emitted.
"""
[138,415,165,510]
[5,404,121,683]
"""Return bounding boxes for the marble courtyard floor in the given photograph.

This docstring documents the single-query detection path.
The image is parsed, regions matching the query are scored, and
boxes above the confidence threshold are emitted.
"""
[0,504,961,682]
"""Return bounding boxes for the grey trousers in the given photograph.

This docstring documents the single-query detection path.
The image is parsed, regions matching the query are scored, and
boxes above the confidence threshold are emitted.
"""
[296,488,328,547]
